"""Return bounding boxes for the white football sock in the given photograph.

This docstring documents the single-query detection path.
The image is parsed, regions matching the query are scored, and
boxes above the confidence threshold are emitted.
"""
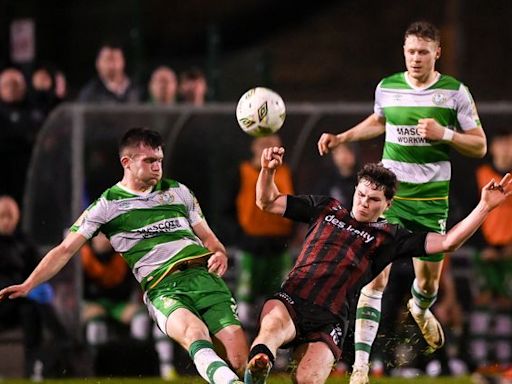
[353,287,383,368]
[189,340,239,384]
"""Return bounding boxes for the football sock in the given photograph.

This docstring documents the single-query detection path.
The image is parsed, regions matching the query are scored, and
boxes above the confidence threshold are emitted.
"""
[410,278,437,314]
[189,339,239,384]
[494,312,512,363]
[86,318,108,345]
[469,308,490,364]
[353,287,383,368]
[130,311,150,340]
[152,324,175,377]
[248,344,275,366]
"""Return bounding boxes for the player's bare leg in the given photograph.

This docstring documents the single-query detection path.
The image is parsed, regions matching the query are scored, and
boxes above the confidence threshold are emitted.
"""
[245,300,296,384]
[213,324,249,377]
[292,342,335,384]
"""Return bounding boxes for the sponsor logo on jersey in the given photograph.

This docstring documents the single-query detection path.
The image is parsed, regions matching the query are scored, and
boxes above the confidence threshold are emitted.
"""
[395,126,429,144]
[324,215,375,244]
[136,219,182,238]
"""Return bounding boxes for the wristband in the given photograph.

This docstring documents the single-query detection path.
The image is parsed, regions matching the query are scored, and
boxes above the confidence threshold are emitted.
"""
[442,128,454,142]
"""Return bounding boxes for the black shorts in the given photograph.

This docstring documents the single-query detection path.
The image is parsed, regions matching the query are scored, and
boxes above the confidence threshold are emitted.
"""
[269,290,347,361]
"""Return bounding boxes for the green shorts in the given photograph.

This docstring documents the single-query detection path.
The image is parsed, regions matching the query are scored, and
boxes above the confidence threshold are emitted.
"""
[144,266,240,335]
[236,250,291,302]
[386,198,448,262]
[473,249,512,298]
[85,299,129,322]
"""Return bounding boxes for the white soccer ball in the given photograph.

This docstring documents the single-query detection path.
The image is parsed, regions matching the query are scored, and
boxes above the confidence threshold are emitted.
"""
[236,87,286,137]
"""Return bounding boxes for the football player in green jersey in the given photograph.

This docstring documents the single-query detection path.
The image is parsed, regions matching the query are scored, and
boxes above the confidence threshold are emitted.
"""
[318,21,486,384]
[0,128,247,384]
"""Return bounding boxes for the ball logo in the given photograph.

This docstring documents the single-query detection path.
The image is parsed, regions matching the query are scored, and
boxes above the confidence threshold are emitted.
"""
[257,101,268,122]
[239,117,255,128]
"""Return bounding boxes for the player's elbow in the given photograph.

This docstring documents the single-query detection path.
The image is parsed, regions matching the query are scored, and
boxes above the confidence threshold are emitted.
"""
[468,139,487,158]
[476,143,487,158]
[256,197,271,211]
[442,238,461,253]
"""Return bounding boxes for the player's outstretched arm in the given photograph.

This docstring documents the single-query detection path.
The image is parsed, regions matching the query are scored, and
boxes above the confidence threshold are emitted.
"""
[256,146,288,215]
[317,113,386,155]
[0,232,87,300]
[425,173,512,255]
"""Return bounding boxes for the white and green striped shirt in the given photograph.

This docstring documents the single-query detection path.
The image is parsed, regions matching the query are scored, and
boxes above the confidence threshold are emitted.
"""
[71,179,211,289]
[375,72,481,200]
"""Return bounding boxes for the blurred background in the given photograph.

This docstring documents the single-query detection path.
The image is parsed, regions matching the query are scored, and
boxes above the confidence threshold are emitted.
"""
[1,0,512,381]
[1,0,512,101]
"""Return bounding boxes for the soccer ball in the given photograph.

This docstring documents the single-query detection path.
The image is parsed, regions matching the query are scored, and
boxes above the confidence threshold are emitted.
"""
[236,87,286,137]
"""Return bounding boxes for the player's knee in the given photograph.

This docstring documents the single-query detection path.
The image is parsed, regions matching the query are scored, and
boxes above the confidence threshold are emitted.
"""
[415,276,439,294]
[176,323,210,349]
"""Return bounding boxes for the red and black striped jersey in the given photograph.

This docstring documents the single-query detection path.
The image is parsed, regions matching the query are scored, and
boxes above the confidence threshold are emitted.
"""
[282,195,428,319]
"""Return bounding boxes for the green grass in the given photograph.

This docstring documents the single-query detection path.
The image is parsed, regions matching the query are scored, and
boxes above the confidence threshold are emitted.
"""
[0,375,474,384]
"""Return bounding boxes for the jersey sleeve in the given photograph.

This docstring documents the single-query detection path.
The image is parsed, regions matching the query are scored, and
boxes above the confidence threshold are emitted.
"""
[373,80,385,118]
[284,194,331,223]
[455,84,481,131]
[177,183,205,226]
[393,226,429,259]
[69,197,108,239]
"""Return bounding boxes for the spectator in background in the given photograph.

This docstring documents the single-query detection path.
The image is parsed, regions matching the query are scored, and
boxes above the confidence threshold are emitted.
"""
[470,130,512,370]
[54,70,67,102]
[0,195,44,379]
[0,68,38,207]
[81,232,176,380]
[29,65,61,124]
[317,143,358,207]
[179,67,207,106]
[147,66,178,105]
[232,135,294,330]
[78,42,140,103]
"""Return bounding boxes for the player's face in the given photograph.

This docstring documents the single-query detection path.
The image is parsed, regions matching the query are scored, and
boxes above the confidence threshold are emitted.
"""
[403,35,440,83]
[352,179,390,222]
[124,145,163,188]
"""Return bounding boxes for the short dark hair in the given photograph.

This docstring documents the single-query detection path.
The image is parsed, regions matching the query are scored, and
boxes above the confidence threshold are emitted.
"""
[492,128,512,140]
[119,128,163,156]
[404,21,440,44]
[357,163,397,200]
[97,40,124,56]
[180,67,205,82]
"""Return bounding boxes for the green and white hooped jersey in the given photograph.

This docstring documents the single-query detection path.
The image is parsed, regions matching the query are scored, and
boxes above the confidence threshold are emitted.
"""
[375,72,481,202]
[70,179,211,290]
